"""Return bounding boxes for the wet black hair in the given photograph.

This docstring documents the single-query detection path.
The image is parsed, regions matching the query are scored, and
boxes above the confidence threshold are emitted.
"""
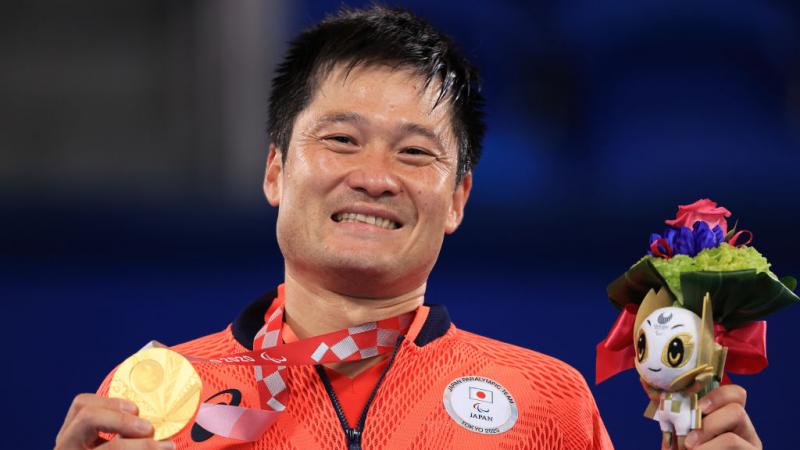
[267,5,485,181]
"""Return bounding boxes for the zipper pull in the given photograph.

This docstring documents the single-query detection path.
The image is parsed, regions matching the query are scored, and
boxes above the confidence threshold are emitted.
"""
[346,428,362,450]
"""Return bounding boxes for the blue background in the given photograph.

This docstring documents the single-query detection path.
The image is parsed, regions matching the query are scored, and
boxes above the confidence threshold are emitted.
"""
[3,1,799,448]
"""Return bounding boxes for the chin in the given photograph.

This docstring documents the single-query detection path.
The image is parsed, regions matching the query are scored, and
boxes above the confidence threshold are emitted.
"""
[320,256,429,297]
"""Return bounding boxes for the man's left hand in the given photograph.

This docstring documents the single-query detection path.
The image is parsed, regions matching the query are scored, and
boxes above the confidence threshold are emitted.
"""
[684,384,761,449]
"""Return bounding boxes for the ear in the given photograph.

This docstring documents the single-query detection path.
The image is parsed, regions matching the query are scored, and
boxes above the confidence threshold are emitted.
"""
[264,143,282,207]
[445,172,472,234]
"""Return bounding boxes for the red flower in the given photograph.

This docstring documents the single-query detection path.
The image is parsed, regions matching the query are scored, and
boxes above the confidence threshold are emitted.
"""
[664,198,732,235]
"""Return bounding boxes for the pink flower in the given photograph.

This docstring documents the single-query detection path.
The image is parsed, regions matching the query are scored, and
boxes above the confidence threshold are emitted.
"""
[664,198,732,235]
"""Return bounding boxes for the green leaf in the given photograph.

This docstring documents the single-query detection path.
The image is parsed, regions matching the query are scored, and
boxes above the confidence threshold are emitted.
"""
[724,220,739,242]
[608,258,799,329]
[680,270,800,329]
[781,276,797,292]
[607,259,675,310]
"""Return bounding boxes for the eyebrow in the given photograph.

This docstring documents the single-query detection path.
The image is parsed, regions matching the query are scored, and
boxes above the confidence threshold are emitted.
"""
[671,324,684,329]
[310,111,364,135]
[646,319,651,327]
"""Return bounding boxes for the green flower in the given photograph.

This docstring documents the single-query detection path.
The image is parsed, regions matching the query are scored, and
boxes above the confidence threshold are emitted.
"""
[611,243,797,329]
[639,243,776,303]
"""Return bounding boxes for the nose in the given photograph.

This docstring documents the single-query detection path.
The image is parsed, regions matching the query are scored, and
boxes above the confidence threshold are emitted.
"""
[345,150,401,198]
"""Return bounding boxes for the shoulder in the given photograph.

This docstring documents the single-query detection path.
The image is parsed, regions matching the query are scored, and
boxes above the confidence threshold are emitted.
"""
[444,328,612,448]
[449,328,594,402]
[451,328,587,383]
[171,325,243,357]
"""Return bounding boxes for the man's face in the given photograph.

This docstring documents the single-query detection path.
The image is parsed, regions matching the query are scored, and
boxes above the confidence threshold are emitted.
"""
[264,64,471,297]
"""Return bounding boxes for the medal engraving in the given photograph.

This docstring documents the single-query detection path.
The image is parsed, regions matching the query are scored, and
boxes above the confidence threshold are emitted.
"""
[110,347,202,440]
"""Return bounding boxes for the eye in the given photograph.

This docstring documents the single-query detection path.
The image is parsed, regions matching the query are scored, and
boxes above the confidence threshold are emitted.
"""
[660,333,695,368]
[326,135,356,145]
[402,147,432,156]
[636,331,647,362]
[397,147,437,166]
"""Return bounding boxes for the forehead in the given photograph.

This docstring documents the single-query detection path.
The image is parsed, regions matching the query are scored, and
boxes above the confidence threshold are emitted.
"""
[640,307,699,336]
[299,63,456,138]
[644,307,695,322]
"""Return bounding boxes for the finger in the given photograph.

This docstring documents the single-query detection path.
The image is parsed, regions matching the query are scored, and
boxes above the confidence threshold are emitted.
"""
[97,436,176,450]
[62,394,138,429]
[57,406,153,448]
[684,403,761,449]
[690,432,755,450]
[699,384,747,414]
[58,395,140,447]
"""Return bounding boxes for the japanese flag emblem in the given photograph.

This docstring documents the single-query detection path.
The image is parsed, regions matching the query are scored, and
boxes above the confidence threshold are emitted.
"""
[469,387,493,403]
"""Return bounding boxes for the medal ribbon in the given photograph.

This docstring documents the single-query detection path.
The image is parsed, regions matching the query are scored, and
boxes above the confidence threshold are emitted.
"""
[189,291,414,441]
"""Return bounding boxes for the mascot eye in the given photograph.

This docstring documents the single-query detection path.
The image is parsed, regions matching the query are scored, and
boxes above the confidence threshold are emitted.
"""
[636,331,647,362]
[667,338,684,366]
[661,333,695,368]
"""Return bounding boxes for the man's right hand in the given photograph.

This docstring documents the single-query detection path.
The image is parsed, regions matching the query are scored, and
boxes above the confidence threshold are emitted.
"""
[55,394,175,450]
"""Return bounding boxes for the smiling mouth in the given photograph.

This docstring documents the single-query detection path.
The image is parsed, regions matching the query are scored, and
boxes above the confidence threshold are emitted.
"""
[648,367,662,372]
[332,212,401,230]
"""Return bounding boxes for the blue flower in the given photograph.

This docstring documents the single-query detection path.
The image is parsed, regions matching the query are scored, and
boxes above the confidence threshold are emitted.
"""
[648,223,724,257]
[672,227,691,255]
[692,221,724,254]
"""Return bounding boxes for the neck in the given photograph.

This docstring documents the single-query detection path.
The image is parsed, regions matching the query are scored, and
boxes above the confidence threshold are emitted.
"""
[282,271,425,340]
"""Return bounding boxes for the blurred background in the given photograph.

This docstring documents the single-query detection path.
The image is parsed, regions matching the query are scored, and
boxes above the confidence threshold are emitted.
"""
[3,0,799,448]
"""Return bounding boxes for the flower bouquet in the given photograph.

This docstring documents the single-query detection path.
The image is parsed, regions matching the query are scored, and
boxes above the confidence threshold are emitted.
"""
[607,199,797,330]
[595,199,798,449]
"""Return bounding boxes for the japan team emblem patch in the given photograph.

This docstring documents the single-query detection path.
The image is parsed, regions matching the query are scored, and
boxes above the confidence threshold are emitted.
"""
[443,376,518,434]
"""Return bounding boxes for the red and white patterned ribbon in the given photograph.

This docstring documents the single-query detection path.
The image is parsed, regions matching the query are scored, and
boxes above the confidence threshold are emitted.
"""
[191,301,413,441]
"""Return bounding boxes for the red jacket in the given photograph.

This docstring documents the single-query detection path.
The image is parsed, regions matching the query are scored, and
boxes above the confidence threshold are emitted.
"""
[99,288,613,449]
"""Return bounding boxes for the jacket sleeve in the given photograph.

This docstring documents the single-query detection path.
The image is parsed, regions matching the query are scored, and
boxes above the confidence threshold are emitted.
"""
[554,366,615,450]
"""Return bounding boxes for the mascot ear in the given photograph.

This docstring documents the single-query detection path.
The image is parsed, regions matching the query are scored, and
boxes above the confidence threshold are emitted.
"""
[697,292,728,376]
[697,292,715,366]
[634,288,674,335]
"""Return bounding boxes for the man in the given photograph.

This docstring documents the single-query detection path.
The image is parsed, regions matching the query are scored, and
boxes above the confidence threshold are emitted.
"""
[55,6,761,450]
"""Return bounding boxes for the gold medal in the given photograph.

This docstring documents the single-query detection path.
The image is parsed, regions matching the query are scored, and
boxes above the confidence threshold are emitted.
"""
[109,347,202,440]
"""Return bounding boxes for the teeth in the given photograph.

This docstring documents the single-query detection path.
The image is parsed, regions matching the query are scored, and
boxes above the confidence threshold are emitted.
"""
[334,212,399,229]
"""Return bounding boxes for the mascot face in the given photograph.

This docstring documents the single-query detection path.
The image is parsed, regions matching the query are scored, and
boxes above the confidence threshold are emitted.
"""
[634,306,701,390]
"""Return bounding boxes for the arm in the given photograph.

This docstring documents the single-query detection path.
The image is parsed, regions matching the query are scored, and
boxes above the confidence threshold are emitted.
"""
[640,378,661,419]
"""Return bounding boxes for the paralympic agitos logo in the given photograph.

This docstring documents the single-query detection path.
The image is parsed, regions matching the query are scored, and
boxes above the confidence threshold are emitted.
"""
[207,352,286,364]
[191,389,242,442]
[260,351,287,364]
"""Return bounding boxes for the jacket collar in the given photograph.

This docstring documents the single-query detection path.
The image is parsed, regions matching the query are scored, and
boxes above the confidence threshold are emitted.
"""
[231,287,451,350]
